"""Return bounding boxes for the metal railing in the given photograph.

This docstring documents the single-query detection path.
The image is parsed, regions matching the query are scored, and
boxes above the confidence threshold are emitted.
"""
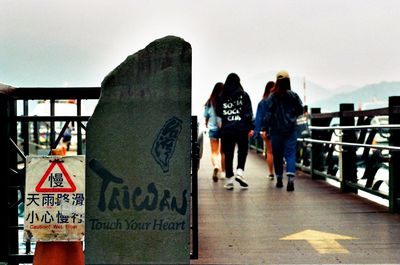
[0,85,199,264]
[249,97,400,214]
[299,125,400,197]
[296,98,400,214]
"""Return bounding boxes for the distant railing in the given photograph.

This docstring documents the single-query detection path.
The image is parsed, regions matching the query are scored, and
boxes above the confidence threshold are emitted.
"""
[250,97,400,214]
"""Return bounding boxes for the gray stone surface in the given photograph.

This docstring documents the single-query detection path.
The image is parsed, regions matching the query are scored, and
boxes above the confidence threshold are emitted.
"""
[85,36,191,265]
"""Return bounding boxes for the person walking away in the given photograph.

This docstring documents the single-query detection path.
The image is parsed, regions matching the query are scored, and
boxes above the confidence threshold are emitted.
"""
[251,81,275,179]
[261,70,303,191]
[216,73,253,190]
[62,124,73,151]
[204,82,226,182]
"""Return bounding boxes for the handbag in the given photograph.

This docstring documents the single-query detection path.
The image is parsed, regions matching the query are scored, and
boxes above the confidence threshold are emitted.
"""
[296,114,310,138]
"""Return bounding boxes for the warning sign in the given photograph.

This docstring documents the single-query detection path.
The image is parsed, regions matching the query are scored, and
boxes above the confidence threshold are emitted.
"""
[24,156,85,242]
[35,160,77,192]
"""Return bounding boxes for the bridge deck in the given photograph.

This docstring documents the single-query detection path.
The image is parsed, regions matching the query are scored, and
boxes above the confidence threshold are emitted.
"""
[191,138,400,264]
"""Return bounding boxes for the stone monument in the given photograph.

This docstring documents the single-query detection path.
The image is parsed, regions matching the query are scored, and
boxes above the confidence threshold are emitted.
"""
[85,36,191,265]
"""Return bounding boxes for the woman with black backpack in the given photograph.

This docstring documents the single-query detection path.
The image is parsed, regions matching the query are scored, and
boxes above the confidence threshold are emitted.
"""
[216,73,253,190]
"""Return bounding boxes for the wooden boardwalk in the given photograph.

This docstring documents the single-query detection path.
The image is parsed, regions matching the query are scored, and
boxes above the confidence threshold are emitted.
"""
[191,138,400,264]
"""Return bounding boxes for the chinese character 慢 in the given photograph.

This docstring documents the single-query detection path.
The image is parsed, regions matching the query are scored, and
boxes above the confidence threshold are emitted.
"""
[56,211,69,224]
[49,173,64,187]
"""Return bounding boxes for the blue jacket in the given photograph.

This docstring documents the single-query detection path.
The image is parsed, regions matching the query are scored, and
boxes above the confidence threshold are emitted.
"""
[255,90,303,136]
[253,98,268,138]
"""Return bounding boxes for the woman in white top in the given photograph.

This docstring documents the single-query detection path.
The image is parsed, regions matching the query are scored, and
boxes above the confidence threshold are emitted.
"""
[204,82,225,182]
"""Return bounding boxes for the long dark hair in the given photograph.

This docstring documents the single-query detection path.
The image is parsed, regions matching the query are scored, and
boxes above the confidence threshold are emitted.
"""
[205,82,223,107]
[274,77,291,97]
[221,73,243,99]
[262,81,275,99]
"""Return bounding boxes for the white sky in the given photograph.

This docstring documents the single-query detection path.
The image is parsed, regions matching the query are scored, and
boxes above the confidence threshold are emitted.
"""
[1,0,400,115]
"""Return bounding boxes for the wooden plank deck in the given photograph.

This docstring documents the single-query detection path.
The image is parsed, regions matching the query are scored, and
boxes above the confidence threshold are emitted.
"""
[191,137,400,264]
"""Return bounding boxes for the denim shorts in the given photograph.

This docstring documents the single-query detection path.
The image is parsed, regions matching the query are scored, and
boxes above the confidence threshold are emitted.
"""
[208,129,221,139]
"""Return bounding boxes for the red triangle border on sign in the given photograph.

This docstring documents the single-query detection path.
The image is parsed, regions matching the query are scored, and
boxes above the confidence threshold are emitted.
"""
[35,161,77,192]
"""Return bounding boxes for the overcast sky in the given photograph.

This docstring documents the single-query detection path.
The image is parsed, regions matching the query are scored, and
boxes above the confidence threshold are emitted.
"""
[1,0,400,114]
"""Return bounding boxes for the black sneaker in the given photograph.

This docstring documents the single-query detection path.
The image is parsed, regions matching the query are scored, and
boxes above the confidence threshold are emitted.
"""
[276,178,283,188]
[287,181,294,192]
[212,168,219,182]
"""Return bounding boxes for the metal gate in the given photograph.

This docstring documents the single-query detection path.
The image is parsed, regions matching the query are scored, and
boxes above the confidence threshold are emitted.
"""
[0,85,199,264]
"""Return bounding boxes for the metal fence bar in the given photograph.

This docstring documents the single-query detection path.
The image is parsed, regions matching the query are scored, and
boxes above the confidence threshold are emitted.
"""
[190,116,199,259]
[9,139,26,161]
[344,181,389,200]
[22,101,29,156]
[50,99,56,149]
[48,120,71,155]
[340,103,357,193]
[8,95,20,263]
[7,87,101,100]
[0,93,10,262]
[16,116,91,122]
[298,138,400,151]
[77,99,83,155]
[310,124,400,130]
[389,96,400,213]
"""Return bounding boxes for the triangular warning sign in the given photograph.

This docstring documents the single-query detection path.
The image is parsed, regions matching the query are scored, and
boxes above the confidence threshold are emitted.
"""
[35,160,77,192]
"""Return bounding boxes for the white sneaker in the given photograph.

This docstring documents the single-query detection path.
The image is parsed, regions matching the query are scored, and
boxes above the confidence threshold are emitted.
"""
[224,178,234,190]
[219,171,226,179]
[235,175,248,188]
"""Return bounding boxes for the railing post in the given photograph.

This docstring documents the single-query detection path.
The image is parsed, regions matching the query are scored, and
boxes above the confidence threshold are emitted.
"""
[190,116,199,259]
[22,100,30,155]
[389,96,400,213]
[77,99,83,155]
[0,93,10,262]
[340,103,358,193]
[338,129,344,183]
[50,99,56,148]
[310,108,325,179]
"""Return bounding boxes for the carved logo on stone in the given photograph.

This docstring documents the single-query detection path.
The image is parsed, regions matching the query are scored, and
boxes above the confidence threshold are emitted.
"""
[151,117,182,173]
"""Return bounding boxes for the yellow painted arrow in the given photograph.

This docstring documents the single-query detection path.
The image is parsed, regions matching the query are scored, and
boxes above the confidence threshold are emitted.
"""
[280,229,357,254]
